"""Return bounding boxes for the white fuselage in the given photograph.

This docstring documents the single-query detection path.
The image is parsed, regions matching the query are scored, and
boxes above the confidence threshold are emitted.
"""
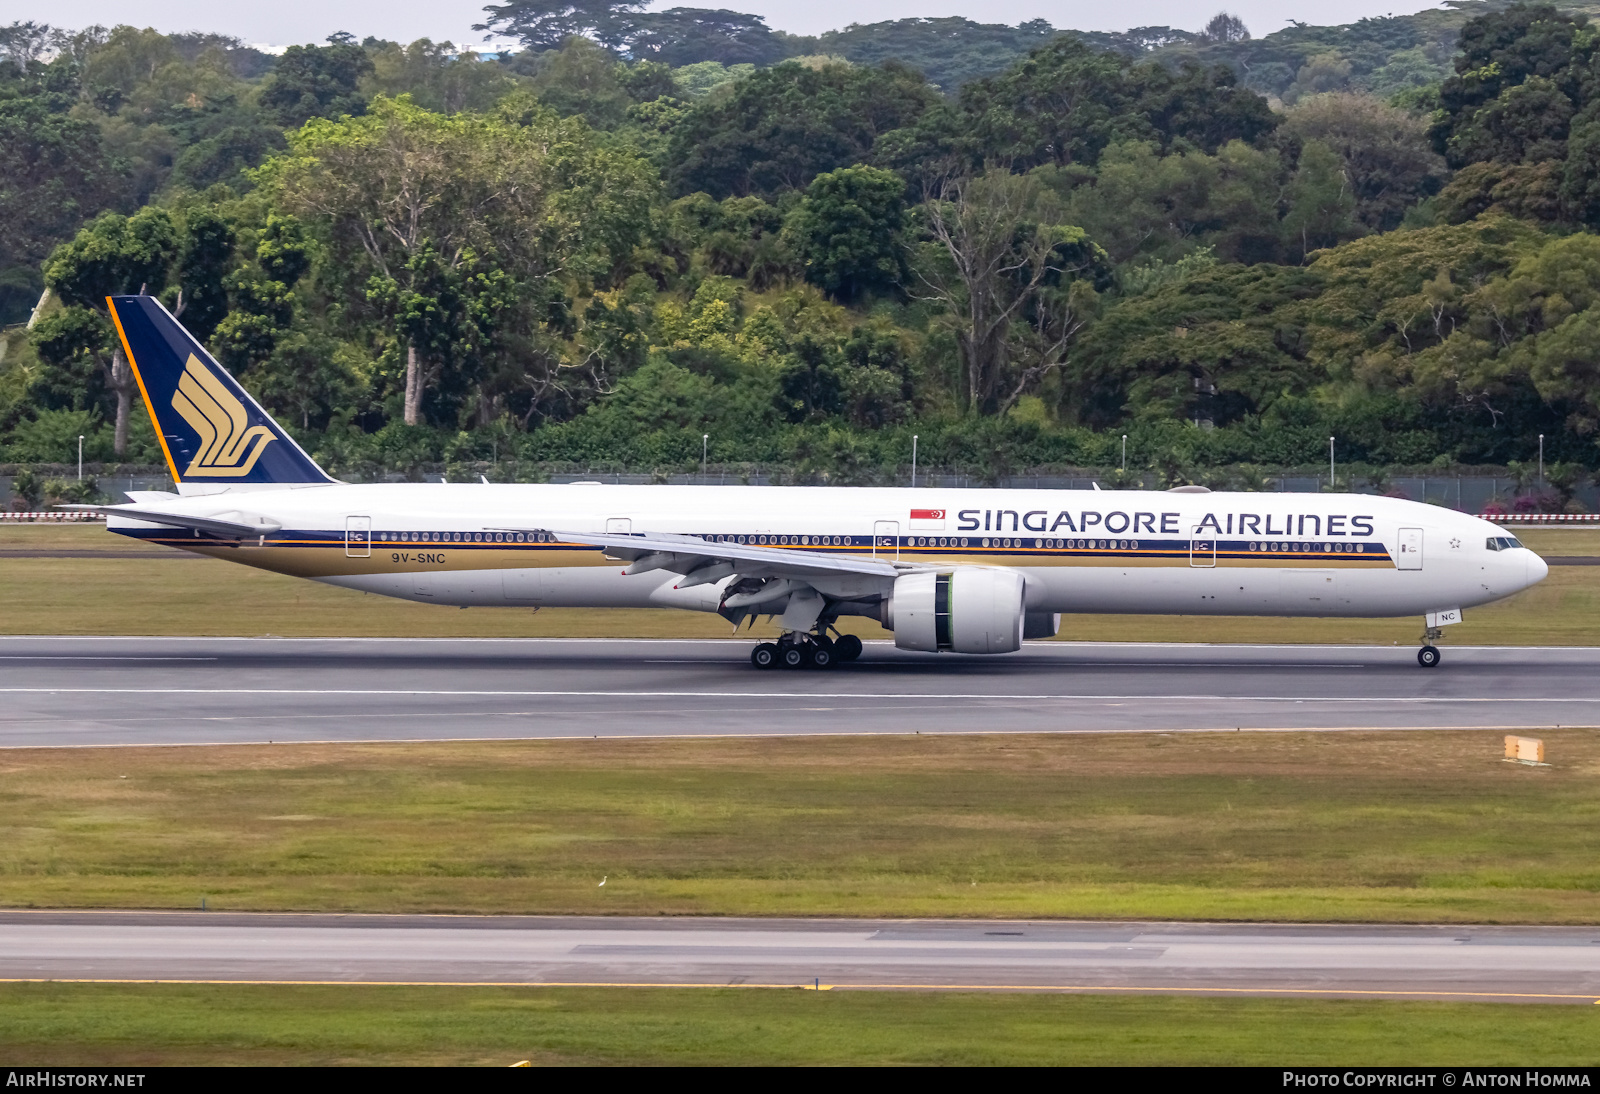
[107,483,1548,629]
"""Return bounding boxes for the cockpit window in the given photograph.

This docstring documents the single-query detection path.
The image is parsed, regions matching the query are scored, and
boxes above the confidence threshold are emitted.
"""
[1485,536,1523,551]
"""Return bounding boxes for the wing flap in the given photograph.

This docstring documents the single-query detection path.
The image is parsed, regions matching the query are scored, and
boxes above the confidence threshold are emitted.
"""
[495,527,904,580]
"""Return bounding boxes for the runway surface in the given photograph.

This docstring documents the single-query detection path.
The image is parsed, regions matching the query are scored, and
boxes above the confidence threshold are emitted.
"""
[1,912,1596,1002]
[2,636,1599,746]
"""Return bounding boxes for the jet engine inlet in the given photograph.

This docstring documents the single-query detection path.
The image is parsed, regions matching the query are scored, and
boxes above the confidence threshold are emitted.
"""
[886,569,1025,654]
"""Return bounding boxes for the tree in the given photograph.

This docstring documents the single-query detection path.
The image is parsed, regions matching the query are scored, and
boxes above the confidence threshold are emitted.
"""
[364,39,522,115]
[1449,75,1574,166]
[1430,2,1587,166]
[628,9,791,67]
[667,60,751,98]
[475,0,646,52]
[915,169,1108,414]
[1435,159,1565,225]
[78,26,181,112]
[526,36,632,127]
[1068,262,1325,430]
[1052,138,1282,266]
[954,39,1142,171]
[267,94,655,426]
[1560,120,1600,225]
[816,17,1061,93]
[777,333,844,420]
[259,37,375,127]
[1201,12,1250,43]
[169,206,236,342]
[1137,62,1277,156]
[1282,140,1360,261]
[666,60,938,198]
[0,58,121,324]
[210,212,361,433]
[1280,53,1352,105]
[1281,93,1446,233]
[784,165,908,302]
[953,38,1275,172]
[38,208,178,455]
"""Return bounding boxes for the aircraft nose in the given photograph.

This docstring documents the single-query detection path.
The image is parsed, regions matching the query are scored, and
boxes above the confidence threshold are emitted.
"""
[1526,550,1549,587]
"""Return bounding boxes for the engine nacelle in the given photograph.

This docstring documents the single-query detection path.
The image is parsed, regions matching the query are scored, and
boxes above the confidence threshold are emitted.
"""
[886,569,1025,654]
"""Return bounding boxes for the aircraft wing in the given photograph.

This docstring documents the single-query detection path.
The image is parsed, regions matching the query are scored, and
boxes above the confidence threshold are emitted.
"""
[500,527,905,584]
[60,504,281,538]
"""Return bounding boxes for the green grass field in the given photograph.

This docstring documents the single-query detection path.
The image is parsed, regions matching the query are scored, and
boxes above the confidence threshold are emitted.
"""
[4,983,1598,1066]
[3,731,1599,923]
[2,523,1598,643]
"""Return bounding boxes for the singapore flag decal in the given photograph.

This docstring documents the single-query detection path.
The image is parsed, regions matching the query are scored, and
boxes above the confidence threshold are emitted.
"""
[910,508,946,529]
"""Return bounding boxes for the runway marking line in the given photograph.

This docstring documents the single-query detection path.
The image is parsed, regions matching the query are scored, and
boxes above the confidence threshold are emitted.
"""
[0,977,1594,1003]
[0,657,218,661]
[3,687,1600,705]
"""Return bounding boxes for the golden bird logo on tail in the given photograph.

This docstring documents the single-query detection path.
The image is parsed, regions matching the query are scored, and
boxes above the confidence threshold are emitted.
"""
[171,355,276,477]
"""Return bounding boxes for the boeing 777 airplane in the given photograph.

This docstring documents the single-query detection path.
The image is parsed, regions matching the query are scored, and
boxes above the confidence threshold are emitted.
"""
[77,295,1549,669]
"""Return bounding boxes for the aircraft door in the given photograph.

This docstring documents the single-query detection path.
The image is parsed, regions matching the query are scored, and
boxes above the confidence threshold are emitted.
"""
[874,520,900,560]
[1396,527,1423,570]
[1190,525,1216,567]
[345,515,371,557]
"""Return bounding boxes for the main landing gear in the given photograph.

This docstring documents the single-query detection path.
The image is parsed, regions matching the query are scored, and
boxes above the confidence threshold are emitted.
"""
[1417,626,1444,668]
[751,629,863,670]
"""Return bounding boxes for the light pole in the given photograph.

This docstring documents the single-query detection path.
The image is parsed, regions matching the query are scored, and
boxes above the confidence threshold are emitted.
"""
[1539,434,1545,489]
[702,434,708,480]
[1121,434,1127,473]
[911,434,918,489]
[77,435,84,481]
[1328,436,1335,491]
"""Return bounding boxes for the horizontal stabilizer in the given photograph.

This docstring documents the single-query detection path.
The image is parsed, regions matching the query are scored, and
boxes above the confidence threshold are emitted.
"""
[60,504,280,538]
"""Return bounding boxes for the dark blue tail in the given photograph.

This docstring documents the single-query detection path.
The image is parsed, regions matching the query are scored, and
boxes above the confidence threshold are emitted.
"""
[108,295,333,485]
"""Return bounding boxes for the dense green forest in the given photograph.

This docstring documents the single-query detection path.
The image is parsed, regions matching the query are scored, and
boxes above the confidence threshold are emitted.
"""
[4,2,1600,500]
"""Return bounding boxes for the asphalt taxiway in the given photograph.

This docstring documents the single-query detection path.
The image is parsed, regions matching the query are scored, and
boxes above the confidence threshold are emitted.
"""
[0,912,1595,1003]
[0,636,1596,747]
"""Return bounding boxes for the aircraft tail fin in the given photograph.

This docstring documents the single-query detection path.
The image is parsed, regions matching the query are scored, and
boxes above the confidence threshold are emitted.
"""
[107,294,334,487]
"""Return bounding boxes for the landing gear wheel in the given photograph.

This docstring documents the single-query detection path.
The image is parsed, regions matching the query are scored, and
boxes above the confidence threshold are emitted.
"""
[807,643,835,670]
[1418,645,1441,668]
[780,645,806,669]
[833,634,863,662]
[751,643,778,669]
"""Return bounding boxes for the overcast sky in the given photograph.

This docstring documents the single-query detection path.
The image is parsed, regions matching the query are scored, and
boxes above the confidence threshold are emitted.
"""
[23,0,1443,49]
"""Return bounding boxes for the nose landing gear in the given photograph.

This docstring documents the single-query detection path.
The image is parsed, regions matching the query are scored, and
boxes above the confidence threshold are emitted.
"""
[1417,625,1444,668]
